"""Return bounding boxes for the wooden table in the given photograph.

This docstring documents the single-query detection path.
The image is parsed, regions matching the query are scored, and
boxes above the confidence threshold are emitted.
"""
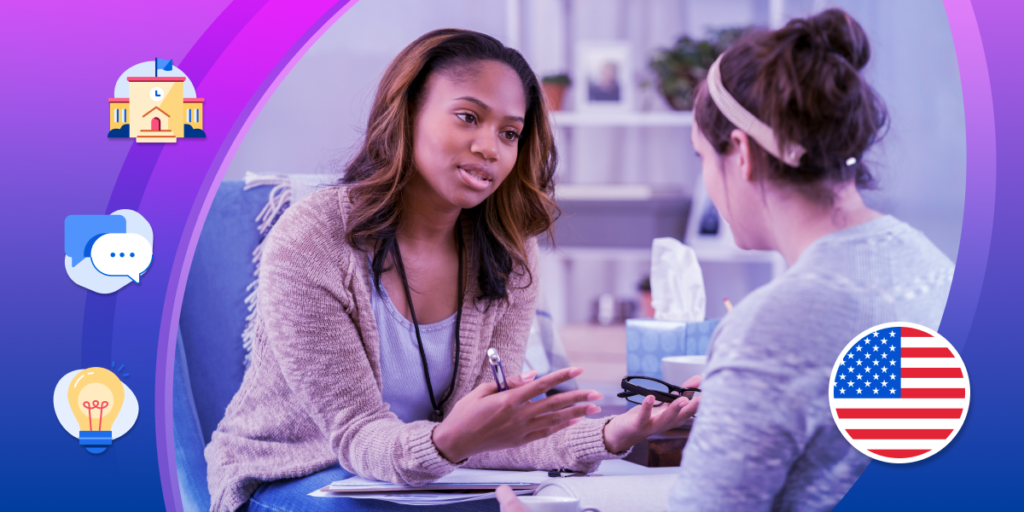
[625,424,692,467]
[590,405,693,468]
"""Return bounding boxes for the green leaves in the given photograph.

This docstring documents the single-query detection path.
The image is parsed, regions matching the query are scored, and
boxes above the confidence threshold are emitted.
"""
[649,28,748,110]
[541,73,571,85]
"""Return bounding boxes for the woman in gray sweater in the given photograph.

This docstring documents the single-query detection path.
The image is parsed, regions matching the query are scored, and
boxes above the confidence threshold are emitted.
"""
[668,9,954,511]
[499,8,955,512]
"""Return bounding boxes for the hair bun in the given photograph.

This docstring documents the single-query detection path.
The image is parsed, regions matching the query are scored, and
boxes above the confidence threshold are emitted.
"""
[693,8,888,206]
[805,8,870,70]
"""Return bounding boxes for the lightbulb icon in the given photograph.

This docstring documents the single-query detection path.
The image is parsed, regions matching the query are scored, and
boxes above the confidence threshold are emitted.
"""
[67,367,124,453]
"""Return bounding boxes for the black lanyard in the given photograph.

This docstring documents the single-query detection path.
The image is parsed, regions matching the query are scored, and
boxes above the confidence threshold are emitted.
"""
[391,223,464,421]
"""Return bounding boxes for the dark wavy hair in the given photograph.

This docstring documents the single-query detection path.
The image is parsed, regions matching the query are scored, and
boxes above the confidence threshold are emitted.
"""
[340,28,559,301]
[694,8,889,205]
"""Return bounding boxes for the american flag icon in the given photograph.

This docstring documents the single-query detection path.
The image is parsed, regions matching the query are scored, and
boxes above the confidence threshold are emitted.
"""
[829,323,970,463]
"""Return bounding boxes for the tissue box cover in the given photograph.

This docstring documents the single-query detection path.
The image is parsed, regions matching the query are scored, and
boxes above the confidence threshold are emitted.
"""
[625,318,721,380]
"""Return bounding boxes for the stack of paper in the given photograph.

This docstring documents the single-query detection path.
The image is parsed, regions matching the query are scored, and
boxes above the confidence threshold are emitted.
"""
[328,467,551,491]
[312,488,534,506]
[310,459,676,506]
[310,467,550,506]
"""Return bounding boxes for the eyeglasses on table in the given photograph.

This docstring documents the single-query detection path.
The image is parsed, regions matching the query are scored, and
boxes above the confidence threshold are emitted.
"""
[617,375,700,406]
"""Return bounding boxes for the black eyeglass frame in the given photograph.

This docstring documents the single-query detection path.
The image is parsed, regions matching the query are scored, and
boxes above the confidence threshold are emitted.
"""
[617,375,701,406]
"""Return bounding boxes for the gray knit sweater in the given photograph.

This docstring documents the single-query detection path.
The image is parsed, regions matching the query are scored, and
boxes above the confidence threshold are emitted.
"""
[204,186,620,512]
[669,215,954,511]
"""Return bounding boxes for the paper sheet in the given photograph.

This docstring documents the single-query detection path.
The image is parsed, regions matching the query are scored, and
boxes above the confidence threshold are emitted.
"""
[594,458,680,476]
[310,459,676,506]
[309,488,533,505]
[328,467,551,491]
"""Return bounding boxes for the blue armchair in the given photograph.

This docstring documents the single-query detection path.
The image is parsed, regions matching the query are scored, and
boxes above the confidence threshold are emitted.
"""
[174,180,270,512]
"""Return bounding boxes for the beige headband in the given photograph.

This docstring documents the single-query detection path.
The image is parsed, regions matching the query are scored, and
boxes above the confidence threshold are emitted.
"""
[706,55,807,168]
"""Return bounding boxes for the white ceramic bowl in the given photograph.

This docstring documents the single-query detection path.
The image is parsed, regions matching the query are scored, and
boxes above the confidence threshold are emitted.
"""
[515,495,581,512]
[662,355,707,386]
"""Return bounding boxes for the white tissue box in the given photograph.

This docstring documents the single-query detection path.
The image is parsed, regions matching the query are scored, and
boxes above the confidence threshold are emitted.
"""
[625,318,720,381]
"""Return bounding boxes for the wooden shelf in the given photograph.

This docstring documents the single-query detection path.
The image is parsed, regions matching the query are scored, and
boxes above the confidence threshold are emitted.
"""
[690,247,785,266]
[560,324,626,386]
[542,245,784,267]
[550,110,693,127]
[555,184,667,201]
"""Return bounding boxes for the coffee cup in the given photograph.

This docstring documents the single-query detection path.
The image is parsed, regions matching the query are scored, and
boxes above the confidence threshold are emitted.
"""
[662,355,707,387]
[511,495,600,512]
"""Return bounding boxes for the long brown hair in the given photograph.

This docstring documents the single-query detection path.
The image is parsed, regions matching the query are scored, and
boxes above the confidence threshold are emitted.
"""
[340,29,558,301]
[694,8,889,205]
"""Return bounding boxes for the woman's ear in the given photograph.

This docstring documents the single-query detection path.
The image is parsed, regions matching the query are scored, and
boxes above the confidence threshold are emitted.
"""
[729,129,754,182]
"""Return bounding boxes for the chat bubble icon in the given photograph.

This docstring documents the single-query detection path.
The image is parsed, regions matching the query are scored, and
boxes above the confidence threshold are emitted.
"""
[90,233,153,283]
[65,215,127,267]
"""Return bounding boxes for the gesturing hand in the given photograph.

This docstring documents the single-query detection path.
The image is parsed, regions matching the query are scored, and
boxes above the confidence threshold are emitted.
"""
[602,374,702,454]
[431,367,602,463]
[496,485,529,512]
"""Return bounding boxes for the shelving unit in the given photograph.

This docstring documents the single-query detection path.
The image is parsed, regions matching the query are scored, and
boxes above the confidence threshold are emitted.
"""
[507,0,784,330]
[550,110,693,128]
[543,103,782,327]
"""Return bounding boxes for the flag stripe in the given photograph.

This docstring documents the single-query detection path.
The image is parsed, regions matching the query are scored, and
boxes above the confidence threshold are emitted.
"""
[902,347,954,358]
[901,388,965,399]
[833,398,966,408]
[901,378,967,388]
[846,429,953,440]
[900,338,950,348]
[900,358,962,369]
[837,418,962,430]
[846,439,947,450]
[900,327,933,337]
[836,408,963,419]
[869,449,930,459]
[901,368,962,378]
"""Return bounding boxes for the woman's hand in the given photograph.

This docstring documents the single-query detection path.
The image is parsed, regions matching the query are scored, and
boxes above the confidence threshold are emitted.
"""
[602,374,702,454]
[432,367,602,463]
[496,485,529,512]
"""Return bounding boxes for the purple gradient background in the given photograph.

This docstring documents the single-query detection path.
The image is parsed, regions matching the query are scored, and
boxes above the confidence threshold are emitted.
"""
[0,0,1018,509]
[0,1,356,510]
[837,1,1021,507]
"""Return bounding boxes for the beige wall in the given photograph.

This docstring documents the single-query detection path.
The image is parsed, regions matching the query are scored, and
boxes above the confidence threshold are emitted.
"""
[108,102,128,130]
[185,102,204,130]
[128,80,184,138]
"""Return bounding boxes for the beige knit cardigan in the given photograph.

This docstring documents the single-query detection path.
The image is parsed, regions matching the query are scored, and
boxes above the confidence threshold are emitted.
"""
[204,186,622,512]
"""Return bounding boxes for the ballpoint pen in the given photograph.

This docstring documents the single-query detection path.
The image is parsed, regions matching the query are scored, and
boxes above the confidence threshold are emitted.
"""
[487,348,509,392]
[547,469,597,478]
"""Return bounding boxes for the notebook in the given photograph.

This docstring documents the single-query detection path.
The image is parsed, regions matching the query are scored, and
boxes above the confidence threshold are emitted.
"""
[309,459,674,506]
[319,467,551,494]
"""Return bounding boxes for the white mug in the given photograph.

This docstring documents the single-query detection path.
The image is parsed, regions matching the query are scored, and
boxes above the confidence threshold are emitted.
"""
[661,355,707,387]
[513,495,600,512]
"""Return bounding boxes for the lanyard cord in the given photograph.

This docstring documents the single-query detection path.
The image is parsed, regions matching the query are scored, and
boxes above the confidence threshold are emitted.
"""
[392,221,464,420]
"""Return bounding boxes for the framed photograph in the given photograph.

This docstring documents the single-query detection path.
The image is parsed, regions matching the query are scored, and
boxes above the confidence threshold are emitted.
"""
[574,41,634,111]
[684,174,736,250]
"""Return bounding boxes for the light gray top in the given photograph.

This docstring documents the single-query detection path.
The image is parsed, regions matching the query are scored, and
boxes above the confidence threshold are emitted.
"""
[206,187,619,512]
[669,215,954,511]
[368,258,457,423]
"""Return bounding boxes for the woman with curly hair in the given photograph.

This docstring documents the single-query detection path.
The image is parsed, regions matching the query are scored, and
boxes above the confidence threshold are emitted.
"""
[671,9,953,511]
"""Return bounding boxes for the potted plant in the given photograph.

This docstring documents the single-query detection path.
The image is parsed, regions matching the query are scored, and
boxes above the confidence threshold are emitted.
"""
[541,73,571,111]
[649,28,746,111]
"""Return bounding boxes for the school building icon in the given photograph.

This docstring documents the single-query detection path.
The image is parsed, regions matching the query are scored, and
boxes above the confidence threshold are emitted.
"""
[108,74,205,143]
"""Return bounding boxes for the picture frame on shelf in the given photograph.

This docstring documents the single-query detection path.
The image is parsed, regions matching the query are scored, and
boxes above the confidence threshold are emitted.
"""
[684,175,737,252]
[684,175,787,277]
[574,41,634,111]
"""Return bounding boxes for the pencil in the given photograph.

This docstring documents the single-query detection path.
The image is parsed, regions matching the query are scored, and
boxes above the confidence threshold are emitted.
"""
[723,298,734,312]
